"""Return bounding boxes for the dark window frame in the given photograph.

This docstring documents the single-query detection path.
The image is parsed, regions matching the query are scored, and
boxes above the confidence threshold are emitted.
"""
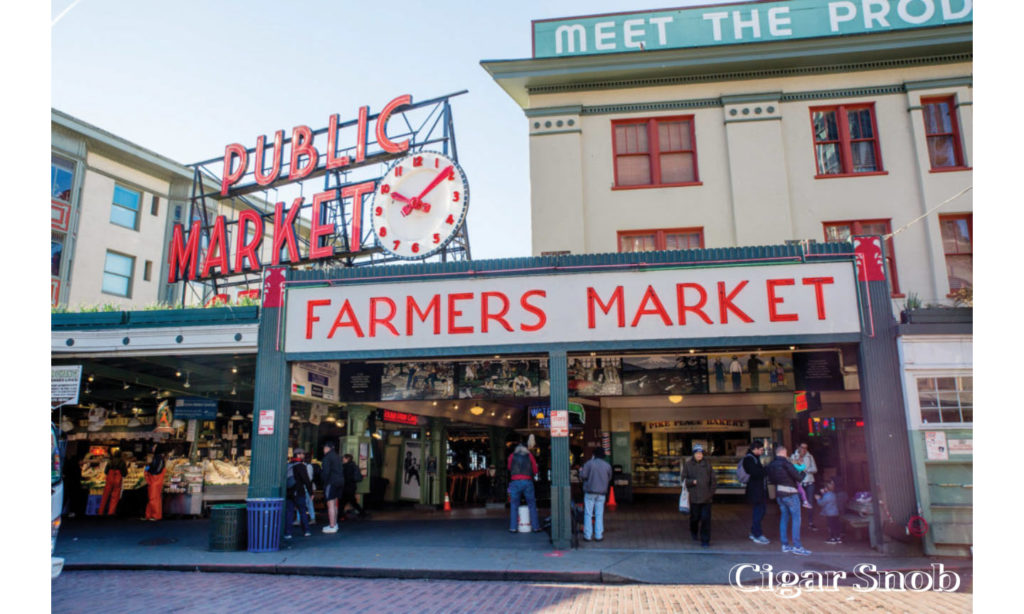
[809,103,886,178]
[611,115,701,189]
[921,95,969,171]
[617,227,705,252]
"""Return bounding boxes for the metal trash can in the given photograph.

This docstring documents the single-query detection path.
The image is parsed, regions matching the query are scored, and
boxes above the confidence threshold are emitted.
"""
[246,497,284,553]
[209,503,247,551]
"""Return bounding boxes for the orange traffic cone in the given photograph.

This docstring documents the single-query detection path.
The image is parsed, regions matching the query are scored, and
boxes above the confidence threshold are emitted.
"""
[607,487,617,507]
[443,493,452,512]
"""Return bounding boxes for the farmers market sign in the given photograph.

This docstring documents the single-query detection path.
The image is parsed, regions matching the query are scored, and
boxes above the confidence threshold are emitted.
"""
[533,0,972,58]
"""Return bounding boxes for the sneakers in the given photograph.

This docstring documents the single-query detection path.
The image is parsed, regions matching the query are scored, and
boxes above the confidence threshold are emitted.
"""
[791,547,812,556]
[826,537,843,545]
[809,524,819,531]
[283,534,292,540]
[292,520,300,526]
[749,535,770,545]
[322,524,339,534]
[802,502,813,509]
[781,545,794,553]
[583,536,592,541]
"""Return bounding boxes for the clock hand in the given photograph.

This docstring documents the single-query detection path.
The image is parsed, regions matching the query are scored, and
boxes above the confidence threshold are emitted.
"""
[416,165,454,201]
[391,192,412,204]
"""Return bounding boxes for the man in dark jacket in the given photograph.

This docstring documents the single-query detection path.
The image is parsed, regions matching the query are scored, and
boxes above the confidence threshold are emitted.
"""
[340,453,366,519]
[743,440,770,544]
[578,448,613,541]
[682,445,716,547]
[320,441,345,534]
[284,449,314,539]
[767,445,811,556]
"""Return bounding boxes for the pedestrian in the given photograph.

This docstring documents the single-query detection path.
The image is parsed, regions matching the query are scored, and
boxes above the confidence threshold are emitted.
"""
[681,444,716,548]
[729,356,742,391]
[143,444,166,521]
[100,451,128,516]
[507,443,542,533]
[284,449,313,539]
[767,445,811,555]
[742,440,770,545]
[320,441,345,533]
[578,447,613,542]
[340,453,367,519]
[790,442,819,530]
[815,478,843,544]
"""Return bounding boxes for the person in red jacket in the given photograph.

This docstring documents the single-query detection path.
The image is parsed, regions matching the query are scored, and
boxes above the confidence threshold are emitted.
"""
[99,452,128,515]
[507,443,542,533]
[143,444,166,521]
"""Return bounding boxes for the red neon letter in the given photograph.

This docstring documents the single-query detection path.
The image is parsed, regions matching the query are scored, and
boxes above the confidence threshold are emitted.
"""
[630,285,673,328]
[233,209,264,273]
[201,215,231,278]
[253,130,283,186]
[802,277,835,320]
[309,189,337,260]
[288,125,320,182]
[587,286,625,329]
[305,299,331,339]
[520,290,547,332]
[766,278,799,322]
[376,94,412,154]
[676,283,713,325]
[717,281,754,324]
[327,300,365,338]
[481,291,514,333]
[355,105,368,163]
[220,143,248,196]
[369,297,399,337]
[406,295,441,335]
[447,293,474,334]
[325,114,350,170]
[167,221,202,282]
[340,181,375,252]
[271,198,303,265]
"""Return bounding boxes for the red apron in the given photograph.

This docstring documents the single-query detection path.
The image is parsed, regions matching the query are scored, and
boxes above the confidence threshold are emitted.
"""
[144,472,165,520]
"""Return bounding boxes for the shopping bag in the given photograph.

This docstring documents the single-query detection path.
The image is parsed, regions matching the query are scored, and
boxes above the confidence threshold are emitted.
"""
[678,486,690,514]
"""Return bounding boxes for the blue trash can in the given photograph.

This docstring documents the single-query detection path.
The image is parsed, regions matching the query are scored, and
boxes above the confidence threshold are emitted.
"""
[246,497,284,553]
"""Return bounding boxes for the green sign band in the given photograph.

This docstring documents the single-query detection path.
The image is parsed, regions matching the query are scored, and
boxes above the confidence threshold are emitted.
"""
[533,0,972,58]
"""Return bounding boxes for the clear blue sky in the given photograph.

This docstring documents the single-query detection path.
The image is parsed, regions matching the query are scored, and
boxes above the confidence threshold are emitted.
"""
[50,0,730,260]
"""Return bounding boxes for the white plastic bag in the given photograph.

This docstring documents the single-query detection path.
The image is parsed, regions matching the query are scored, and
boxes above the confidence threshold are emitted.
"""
[678,486,690,514]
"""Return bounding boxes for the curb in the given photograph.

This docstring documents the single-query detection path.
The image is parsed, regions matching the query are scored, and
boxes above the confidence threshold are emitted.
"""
[61,563,605,584]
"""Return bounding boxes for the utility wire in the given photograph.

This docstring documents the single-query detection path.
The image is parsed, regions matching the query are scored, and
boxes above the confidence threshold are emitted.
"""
[884,185,972,239]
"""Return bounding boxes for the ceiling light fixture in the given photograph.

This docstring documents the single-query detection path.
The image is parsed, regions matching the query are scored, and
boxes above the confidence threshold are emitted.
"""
[184,372,191,388]
[176,370,182,378]
[231,409,243,421]
[470,405,485,416]
[689,349,696,354]
[231,365,238,374]
[668,395,683,404]
[87,374,94,382]
[122,381,130,390]
[230,384,237,396]
[790,346,796,350]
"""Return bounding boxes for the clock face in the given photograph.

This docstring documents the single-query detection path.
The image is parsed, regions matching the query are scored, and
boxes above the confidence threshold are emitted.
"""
[370,151,469,259]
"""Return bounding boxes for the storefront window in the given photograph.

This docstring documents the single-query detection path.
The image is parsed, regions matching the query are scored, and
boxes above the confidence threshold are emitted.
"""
[917,375,972,424]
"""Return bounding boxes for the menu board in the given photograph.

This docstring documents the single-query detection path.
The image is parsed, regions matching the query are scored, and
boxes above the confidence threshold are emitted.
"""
[793,351,845,391]
[338,362,383,402]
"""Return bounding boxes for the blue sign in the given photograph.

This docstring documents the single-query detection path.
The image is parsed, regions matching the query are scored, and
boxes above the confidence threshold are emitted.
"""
[175,397,219,420]
[533,0,971,58]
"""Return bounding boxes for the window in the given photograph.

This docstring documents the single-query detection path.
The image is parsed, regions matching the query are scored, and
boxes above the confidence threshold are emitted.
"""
[922,96,967,170]
[612,116,698,188]
[102,251,134,297]
[143,260,153,282]
[52,155,75,202]
[151,195,160,216]
[810,104,883,177]
[939,214,972,292]
[51,233,64,277]
[823,219,901,296]
[917,375,972,424]
[619,228,704,252]
[110,185,141,229]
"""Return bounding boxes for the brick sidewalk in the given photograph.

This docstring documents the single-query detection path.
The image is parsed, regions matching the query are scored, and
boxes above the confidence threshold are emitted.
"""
[51,570,971,613]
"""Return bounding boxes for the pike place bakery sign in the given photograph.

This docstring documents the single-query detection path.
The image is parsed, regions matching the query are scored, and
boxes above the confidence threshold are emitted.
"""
[284,261,860,353]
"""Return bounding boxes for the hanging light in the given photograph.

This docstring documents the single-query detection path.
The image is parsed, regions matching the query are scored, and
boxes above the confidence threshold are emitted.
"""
[231,409,243,421]
[87,374,94,382]
[122,381,130,390]
[535,411,545,420]
[470,405,485,416]
[231,365,238,374]
[183,372,191,388]
[175,370,182,378]
[230,384,237,396]
[668,395,683,404]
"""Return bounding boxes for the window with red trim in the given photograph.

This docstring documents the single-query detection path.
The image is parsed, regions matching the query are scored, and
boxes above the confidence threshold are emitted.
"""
[939,214,972,292]
[810,104,883,176]
[922,96,967,170]
[618,228,704,253]
[612,116,698,188]
[823,219,901,296]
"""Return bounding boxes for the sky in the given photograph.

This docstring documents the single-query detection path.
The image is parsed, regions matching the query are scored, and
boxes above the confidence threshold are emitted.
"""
[49,0,734,261]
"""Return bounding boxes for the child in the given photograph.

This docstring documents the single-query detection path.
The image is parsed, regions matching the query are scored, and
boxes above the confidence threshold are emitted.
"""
[815,479,842,544]
[792,461,812,509]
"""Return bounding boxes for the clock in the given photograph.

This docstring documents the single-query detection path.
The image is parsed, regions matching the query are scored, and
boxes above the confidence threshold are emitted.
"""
[370,151,469,259]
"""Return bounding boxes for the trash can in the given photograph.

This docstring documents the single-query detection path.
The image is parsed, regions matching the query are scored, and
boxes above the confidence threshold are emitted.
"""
[209,503,247,551]
[517,505,532,532]
[246,498,285,553]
